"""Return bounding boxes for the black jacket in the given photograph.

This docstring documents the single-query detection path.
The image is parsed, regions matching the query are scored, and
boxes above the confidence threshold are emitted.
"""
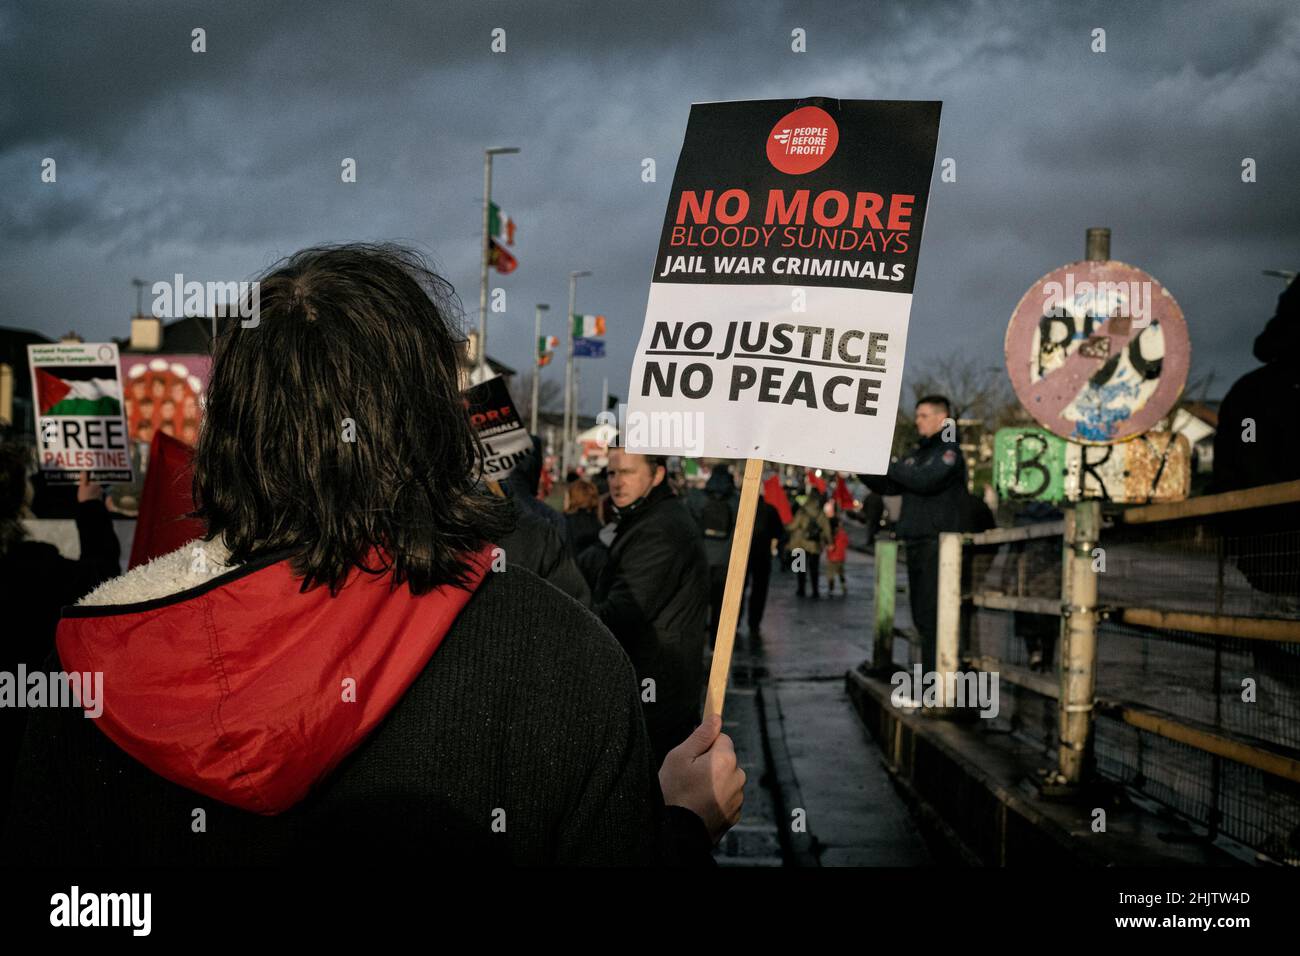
[3,564,712,865]
[0,499,121,832]
[500,498,591,606]
[565,509,603,559]
[592,482,709,763]
[861,433,968,539]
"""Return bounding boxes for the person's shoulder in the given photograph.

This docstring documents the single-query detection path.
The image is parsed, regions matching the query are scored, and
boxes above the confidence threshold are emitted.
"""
[454,565,631,678]
[655,495,708,537]
[937,439,963,463]
[3,539,62,566]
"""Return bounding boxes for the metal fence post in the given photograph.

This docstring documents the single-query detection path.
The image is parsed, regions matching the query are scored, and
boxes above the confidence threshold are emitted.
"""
[937,532,964,705]
[1057,500,1101,786]
[873,539,898,672]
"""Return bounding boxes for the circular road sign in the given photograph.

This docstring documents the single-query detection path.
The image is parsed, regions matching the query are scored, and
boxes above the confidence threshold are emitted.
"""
[1004,259,1190,445]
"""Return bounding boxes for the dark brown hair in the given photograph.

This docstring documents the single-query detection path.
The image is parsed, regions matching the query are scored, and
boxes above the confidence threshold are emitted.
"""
[193,243,511,595]
[564,478,600,513]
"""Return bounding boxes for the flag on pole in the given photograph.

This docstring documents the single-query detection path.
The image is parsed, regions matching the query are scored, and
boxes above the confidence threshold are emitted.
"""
[573,337,605,358]
[488,202,517,245]
[537,334,559,367]
[571,314,606,337]
[763,474,793,525]
[806,468,827,494]
[833,474,856,510]
[489,239,517,274]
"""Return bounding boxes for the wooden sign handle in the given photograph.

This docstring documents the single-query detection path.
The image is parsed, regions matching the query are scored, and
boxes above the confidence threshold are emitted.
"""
[703,457,765,718]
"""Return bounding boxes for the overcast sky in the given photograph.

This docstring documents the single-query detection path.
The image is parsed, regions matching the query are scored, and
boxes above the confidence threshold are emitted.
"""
[3,0,1297,413]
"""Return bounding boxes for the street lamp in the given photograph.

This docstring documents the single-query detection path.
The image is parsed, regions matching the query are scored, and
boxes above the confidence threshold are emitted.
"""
[531,303,549,435]
[478,146,520,378]
[563,270,592,476]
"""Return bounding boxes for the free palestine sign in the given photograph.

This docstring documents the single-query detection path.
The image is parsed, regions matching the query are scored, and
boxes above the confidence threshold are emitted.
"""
[29,342,134,483]
[625,97,941,473]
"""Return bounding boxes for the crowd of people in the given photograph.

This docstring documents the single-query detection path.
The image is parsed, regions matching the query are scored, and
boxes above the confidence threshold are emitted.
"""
[0,233,957,865]
[5,240,1291,867]
[0,245,892,867]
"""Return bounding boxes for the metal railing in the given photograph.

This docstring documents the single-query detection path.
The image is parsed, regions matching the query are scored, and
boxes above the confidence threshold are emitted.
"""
[870,479,1300,858]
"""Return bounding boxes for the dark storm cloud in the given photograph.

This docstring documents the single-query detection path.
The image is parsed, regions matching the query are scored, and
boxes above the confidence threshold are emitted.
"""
[2,0,1297,412]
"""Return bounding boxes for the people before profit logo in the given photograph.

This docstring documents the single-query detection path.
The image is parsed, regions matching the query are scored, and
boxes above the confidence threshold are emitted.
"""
[767,105,839,175]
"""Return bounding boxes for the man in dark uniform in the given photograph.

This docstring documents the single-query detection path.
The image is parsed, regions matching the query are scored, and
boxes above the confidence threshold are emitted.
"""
[861,395,967,674]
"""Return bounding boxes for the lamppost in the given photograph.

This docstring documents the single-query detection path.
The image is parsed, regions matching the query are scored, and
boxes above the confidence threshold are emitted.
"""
[562,270,591,475]
[531,303,549,435]
[477,146,520,378]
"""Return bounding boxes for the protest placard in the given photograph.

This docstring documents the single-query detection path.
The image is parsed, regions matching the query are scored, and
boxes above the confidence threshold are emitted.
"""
[463,375,533,484]
[28,342,133,483]
[624,98,942,714]
[625,97,941,475]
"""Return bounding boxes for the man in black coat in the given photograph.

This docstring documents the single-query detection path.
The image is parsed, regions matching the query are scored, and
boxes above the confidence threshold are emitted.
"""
[861,395,967,674]
[1212,277,1300,598]
[744,498,783,640]
[593,449,709,764]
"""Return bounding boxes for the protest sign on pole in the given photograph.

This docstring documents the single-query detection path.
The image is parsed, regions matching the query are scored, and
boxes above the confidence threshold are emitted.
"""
[28,342,133,483]
[624,98,942,715]
[463,375,533,485]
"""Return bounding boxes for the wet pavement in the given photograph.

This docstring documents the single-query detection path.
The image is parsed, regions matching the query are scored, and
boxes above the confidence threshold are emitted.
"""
[711,546,932,866]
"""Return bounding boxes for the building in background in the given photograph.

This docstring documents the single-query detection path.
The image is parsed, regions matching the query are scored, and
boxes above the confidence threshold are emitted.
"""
[0,326,55,441]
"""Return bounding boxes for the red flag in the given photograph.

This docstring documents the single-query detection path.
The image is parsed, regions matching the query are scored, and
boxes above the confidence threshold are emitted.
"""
[805,468,827,494]
[489,239,517,274]
[763,474,793,525]
[128,430,206,569]
[35,368,72,413]
[833,474,856,511]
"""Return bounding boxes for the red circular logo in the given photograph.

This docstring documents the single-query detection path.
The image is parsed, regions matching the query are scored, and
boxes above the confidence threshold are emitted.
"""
[766,106,839,175]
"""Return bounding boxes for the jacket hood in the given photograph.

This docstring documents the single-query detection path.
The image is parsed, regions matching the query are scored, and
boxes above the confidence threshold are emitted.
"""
[57,539,492,815]
[1253,278,1299,365]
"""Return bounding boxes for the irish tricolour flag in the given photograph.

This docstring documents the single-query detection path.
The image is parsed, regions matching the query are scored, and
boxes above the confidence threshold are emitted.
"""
[572,314,606,337]
[35,366,123,416]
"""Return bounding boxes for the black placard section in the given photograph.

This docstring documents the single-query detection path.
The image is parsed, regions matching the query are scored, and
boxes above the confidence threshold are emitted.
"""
[652,98,941,295]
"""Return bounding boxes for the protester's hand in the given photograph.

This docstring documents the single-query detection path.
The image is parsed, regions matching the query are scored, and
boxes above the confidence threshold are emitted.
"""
[659,714,745,843]
[76,471,103,503]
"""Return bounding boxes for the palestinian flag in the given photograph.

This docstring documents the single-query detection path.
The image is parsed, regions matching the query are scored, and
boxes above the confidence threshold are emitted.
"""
[537,334,559,367]
[489,202,517,245]
[35,366,123,416]
[489,238,517,274]
[572,314,606,337]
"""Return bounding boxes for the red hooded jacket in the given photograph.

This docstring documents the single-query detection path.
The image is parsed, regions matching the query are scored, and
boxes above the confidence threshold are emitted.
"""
[56,546,492,815]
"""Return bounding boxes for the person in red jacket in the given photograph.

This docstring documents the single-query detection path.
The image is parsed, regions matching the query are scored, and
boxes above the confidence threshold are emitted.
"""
[824,514,849,595]
[4,243,743,865]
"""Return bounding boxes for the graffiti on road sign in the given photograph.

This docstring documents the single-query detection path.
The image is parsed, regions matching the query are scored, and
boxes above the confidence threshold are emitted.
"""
[1005,260,1190,445]
[994,427,1190,504]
